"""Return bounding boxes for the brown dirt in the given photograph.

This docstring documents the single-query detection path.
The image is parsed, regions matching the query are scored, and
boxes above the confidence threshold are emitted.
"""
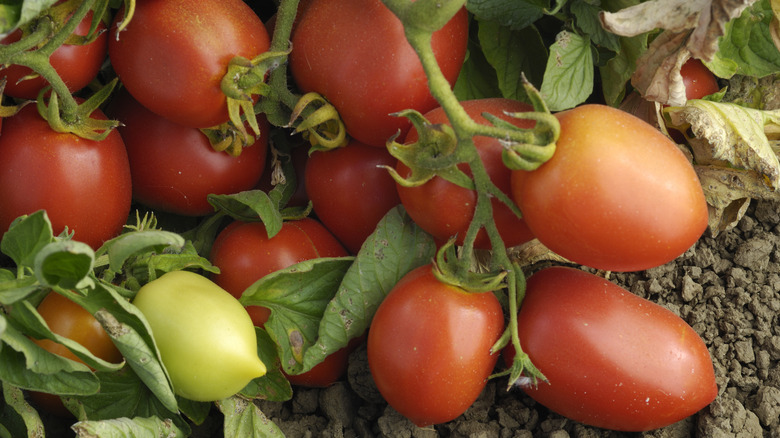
[256,199,780,438]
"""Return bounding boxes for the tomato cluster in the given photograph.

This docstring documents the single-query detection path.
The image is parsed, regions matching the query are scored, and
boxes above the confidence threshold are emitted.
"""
[0,0,724,435]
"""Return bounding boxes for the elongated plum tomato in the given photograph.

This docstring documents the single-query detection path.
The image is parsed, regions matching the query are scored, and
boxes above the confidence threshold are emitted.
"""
[29,291,123,417]
[511,104,708,272]
[106,89,268,216]
[398,98,536,249]
[0,104,132,249]
[367,264,504,427]
[0,9,107,99]
[509,266,717,431]
[289,0,468,147]
[133,271,266,401]
[108,0,270,128]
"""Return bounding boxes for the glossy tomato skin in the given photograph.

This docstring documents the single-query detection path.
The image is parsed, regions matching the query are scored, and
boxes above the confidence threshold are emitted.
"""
[29,291,123,416]
[398,98,536,249]
[1,10,107,99]
[107,89,268,216]
[209,218,348,326]
[367,264,504,427]
[289,0,468,147]
[0,104,131,249]
[512,266,717,431]
[681,58,719,100]
[305,139,401,253]
[511,104,708,272]
[108,0,270,128]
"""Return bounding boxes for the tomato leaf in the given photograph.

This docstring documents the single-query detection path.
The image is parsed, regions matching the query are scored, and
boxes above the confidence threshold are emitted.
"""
[33,241,94,290]
[104,230,186,274]
[571,0,620,53]
[0,210,54,269]
[1,382,44,438]
[599,33,649,107]
[0,276,40,306]
[300,206,436,373]
[217,396,285,438]
[715,0,780,78]
[466,0,547,31]
[208,190,284,238]
[240,328,292,402]
[539,31,594,111]
[453,34,503,101]
[0,0,57,36]
[478,20,546,102]
[70,415,187,438]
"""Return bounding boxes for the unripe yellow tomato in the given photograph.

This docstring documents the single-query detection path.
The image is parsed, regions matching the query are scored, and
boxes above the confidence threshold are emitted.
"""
[133,270,266,401]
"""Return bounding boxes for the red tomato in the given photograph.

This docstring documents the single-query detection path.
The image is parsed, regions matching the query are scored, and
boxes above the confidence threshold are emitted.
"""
[108,0,270,128]
[367,264,504,427]
[510,104,708,272]
[305,140,401,254]
[209,217,348,326]
[106,89,268,216]
[289,0,468,147]
[0,104,131,249]
[680,58,719,101]
[29,291,123,416]
[0,10,107,99]
[509,266,717,431]
[397,98,536,249]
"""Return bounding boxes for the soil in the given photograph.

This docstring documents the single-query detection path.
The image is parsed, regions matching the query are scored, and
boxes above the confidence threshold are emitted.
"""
[253,199,780,438]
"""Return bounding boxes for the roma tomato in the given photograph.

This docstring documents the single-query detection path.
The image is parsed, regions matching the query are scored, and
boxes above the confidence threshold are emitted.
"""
[510,266,717,431]
[0,104,132,249]
[367,264,504,427]
[133,270,266,402]
[305,140,401,253]
[107,89,268,216]
[511,104,708,272]
[108,0,270,128]
[29,291,123,417]
[209,218,348,326]
[289,0,468,147]
[1,9,107,99]
[398,98,536,249]
[680,58,719,101]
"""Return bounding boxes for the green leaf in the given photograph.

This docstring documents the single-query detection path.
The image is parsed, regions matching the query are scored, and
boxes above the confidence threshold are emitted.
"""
[600,33,649,106]
[240,257,354,375]
[0,276,41,306]
[1,383,44,438]
[0,210,53,269]
[571,0,620,52]
[0,0,57,36]
[300,206,436,373]
[71,415,186,438]
[466,0,548,31]
[478,20,547,101]
[33,240,94,290]
[240,328,292,402]
[540,31,594,111]
[208,190,284,238]
[715,0,780,78]
[217,396,284,438]
[104,230,186,273]
[453,36,503,100]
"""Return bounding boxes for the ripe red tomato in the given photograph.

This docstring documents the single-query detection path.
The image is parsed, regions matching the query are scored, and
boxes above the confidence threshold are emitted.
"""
[397,98,536,249]
[367,264,504,427]
[108,0,270,128]
[680,58,719,101]
[289,0,468,147]
[209,217,348,326]
[305,140,401,254]
[106,89,268,216]
[509,266,717,431]
[0,10,107,99]
[0,104,132,249]
[29,291,123,416]
[510,104,708,272]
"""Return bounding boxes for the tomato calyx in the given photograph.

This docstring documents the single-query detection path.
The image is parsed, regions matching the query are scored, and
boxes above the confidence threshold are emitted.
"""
[288,92,348,151]
[432,238,506,293]
[36,77,120,141]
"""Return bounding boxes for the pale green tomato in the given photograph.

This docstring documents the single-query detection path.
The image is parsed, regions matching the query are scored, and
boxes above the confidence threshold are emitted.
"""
[133,270,266,401]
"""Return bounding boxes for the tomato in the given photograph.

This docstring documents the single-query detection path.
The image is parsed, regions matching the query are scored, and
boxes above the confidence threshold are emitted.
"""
[680,58,719,101]
[106,89,268,216]
[305,140,401,254]
[508,266,717,431]
[283,335,364,388]
[133,270,266,402]
[28,291,123,417]
[397,98,536,249]
[289,0,468,147]
[108,0,270,128]
[0,9,107,99]
[0,104,132,250]
[209,218,348,326]
[367,264,504,427]
[510,104,708,272]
